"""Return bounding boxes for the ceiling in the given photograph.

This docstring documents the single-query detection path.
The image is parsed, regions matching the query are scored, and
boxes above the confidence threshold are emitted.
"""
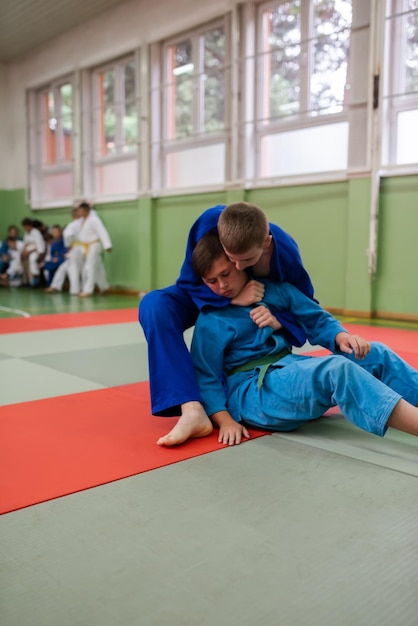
[0,0,129,62]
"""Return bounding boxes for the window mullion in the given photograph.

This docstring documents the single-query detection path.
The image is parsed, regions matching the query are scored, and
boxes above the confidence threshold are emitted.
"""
[300,0,311,118]
[55,84,64,164]
[194,34,202,135]
[115,63,123,153]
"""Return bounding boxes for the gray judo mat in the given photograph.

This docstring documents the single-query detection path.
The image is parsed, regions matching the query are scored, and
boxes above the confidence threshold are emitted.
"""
[1,436,417,626]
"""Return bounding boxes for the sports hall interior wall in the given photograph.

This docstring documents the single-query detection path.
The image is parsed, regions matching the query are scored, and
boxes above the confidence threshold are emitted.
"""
[1,176,417,322]
[0,0,417,322]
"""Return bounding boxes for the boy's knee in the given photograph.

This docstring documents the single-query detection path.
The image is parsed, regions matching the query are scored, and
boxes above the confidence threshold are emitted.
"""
[139,290,159,324]
[139,289,175,325]
[326,354,353,376]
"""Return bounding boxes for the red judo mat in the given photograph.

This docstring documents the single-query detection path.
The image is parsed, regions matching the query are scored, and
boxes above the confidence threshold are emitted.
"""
[0,308,138,334]
[0,382,268,515]
[342,323,418,355]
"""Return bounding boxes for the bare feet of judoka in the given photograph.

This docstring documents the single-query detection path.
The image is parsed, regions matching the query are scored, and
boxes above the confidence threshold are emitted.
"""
[157,401,213,446]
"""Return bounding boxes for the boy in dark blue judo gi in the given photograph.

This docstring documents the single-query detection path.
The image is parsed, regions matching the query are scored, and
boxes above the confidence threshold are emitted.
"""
[190,231,418,446]
[139,201,315,446]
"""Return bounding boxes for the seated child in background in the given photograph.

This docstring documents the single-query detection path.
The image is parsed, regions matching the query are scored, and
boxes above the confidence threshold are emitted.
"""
[45,208,80,294]
[190,230,418,446]
[0,225,20,274]
[20,218,46,287]
[0,237,24,287]
[39,225,67,287]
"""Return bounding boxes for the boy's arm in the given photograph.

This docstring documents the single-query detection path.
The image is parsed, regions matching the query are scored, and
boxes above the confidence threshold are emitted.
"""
[93,216,112,251]
[264,282,345,352]
[269,224,316,346]
[191,312,249,444]
[34,229,46,255]
[191,313,231,416]
[210,410,250,445]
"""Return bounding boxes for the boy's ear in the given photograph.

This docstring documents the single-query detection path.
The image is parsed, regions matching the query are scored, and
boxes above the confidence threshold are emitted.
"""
[264,234,273,249]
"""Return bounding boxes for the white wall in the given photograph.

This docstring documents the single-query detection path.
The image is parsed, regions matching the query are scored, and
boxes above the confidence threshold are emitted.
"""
[0,62,11,188]
[3,0,235,189]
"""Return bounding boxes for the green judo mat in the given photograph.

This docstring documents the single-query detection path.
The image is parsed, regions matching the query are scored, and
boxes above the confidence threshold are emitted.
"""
[276,414,418,477]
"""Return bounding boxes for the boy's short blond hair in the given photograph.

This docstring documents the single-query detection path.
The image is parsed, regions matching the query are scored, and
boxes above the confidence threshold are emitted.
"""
[218,202,269,253]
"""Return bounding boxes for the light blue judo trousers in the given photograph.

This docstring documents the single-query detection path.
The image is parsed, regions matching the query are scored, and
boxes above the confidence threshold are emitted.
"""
[191,281,418,436]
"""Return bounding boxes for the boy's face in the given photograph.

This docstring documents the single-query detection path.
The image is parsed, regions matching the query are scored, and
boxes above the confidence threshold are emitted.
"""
[222,236,272,270]
[202,255,248,299]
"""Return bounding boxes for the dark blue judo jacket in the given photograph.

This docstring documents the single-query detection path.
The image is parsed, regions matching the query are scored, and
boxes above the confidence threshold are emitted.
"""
[176,205,315,347]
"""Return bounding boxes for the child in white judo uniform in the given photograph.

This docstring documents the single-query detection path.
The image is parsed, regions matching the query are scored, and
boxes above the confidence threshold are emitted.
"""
[67,201,112,297]
[20,218,46,287]
[45,208,82,294]
[190,231,418,446]
[0,237,24,286]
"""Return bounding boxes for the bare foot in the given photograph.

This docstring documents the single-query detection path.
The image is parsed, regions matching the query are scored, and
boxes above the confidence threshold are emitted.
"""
[44,287,57,293]
[78,292,91,298]
[157,402,213,446]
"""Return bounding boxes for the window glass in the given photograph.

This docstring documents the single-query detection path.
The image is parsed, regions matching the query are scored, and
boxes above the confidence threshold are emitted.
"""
[60,83,73,162]
[41,82,73,167]
[90,56,138,197]
[203,27,225,132]
[259,0,352,121]
[161,21,228,189]
[311,0,352,115]
[42,91,56,166]
[123,61,137,152]
[98,69,116,156]
[260,1,301,120]
[405,0,418,94]
[165,26,226,140]
[383,0,418,166]
[168,40,193,139]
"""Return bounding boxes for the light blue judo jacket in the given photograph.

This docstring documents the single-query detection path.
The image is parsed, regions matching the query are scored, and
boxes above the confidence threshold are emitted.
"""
[191,280,346,417]
[191,280,418,436]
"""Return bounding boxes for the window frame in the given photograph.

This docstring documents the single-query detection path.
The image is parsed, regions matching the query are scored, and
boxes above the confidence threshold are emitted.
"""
[381,0,418,169]
[27,74,75,209]
[155,16,231,192]
[91,54,139,164]
[252,0,353,182]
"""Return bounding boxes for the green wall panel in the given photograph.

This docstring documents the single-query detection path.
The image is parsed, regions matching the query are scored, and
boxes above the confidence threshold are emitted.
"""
[374,176,418,316]
[1,179,418,319]
[95,200,141,291]
[152,192,228,287]
[344,177,373,314]
[0,189,31,230]
[248,183,349,309]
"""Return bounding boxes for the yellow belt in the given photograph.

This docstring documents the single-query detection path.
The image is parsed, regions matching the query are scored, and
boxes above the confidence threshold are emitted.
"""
[73,240,100,255]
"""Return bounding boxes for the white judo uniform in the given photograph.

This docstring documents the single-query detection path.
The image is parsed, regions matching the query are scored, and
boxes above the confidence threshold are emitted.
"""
[6,241,24,285]
[49,218,81,293]
[22,227,46,282]
[67,211,112,295]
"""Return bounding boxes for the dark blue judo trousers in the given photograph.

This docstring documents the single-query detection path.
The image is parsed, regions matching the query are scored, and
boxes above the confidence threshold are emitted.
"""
[139,205,315,416]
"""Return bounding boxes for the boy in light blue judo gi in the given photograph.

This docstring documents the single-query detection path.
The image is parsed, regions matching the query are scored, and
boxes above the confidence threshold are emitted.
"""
[190,230,418,446]
[139,202,315,446]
